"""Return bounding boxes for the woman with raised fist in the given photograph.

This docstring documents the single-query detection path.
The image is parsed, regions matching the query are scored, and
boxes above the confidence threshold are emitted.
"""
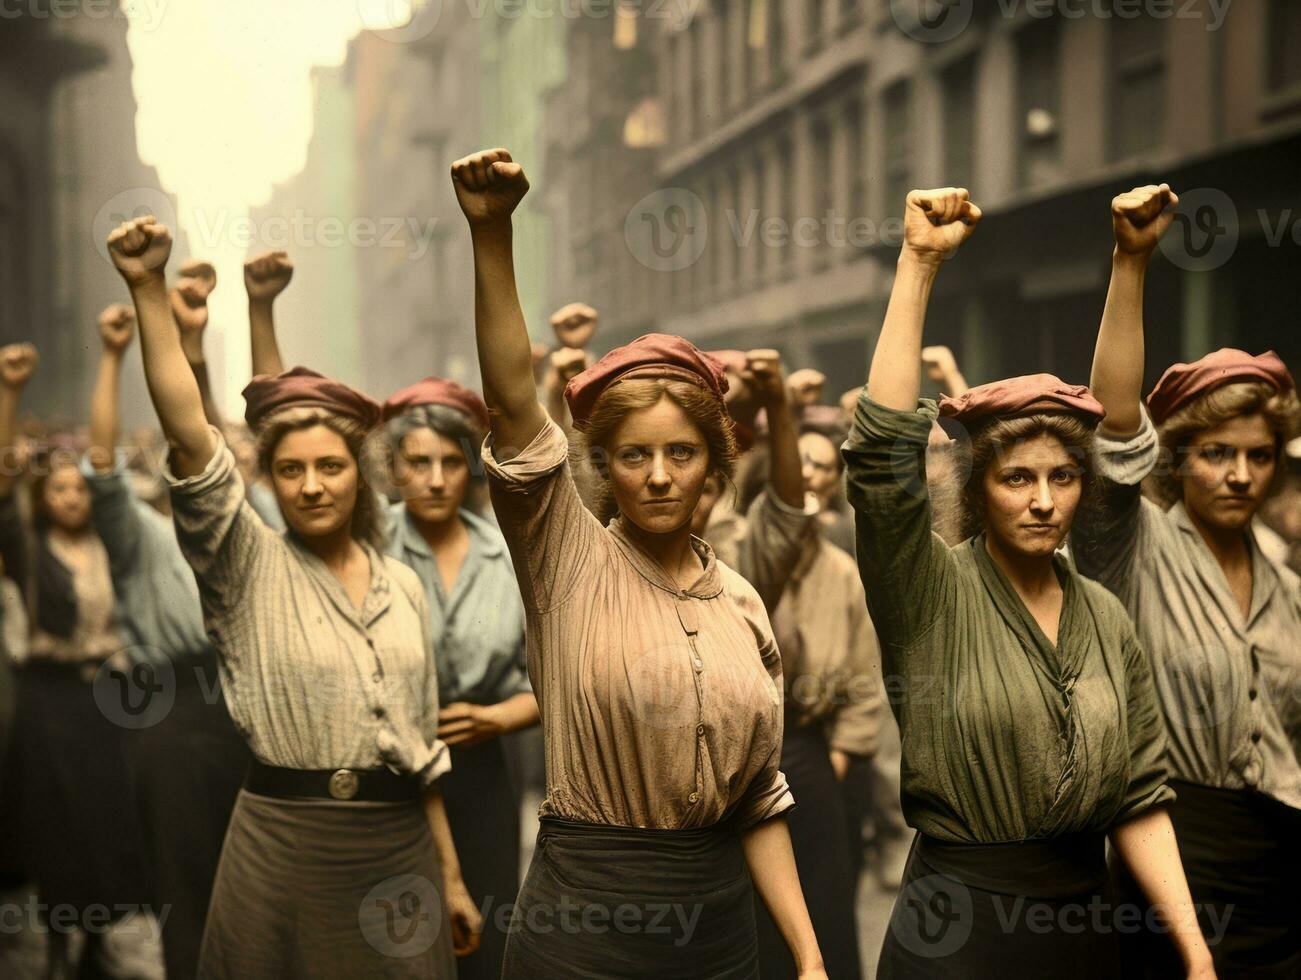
[842,188,1212,978]
[1073,184,1301,977]
[379,377,538,980]
[452,147,826,979]
[106,214,478,978]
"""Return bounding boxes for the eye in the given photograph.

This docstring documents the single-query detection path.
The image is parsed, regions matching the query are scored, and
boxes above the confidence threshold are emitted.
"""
[1249,448,1275,465]
[668,445,696,461]
[619,448,646,463]
[1004,473,1028,487]
[1201,446,1231,463]
[1051,468,1080,485]
[321,462,345,475]
[278,463,302,477]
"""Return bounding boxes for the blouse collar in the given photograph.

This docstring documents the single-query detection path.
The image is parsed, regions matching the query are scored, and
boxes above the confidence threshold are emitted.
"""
[607,516,724,600]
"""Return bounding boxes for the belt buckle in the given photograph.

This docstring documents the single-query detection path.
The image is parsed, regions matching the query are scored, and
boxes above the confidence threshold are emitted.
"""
[329,769,360,801]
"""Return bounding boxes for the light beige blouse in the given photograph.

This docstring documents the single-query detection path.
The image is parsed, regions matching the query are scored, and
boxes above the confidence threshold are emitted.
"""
[483,418,794,830]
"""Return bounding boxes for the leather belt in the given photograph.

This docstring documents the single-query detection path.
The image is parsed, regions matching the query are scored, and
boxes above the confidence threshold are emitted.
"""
[244,759,420,803]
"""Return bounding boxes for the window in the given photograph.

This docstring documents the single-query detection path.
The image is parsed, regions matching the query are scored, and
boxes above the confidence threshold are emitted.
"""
[1016,19,1061,187]
[769,0,786,80]
[883,81,912,213]
[1110,15,1165,160]
[691,21,705,139]
[1270,0,1301,91]
[778,135,795,271]
[812,118,834,268]
[942,55,976,190]
[753,153,768,278]
[844,98,866,223]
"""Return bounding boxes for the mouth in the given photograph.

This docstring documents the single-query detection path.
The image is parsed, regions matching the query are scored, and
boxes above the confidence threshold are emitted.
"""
[643,500,681,508]
[1023,524,1058,532]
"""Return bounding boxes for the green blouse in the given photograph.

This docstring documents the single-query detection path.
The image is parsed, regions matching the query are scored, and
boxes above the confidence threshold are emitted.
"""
[841,394,1173,843]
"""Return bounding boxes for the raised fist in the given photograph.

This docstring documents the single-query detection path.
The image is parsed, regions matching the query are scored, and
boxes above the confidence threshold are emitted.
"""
[549,303,598,350]
[549,348,589,385]
[244,250,293,303]
[1112,183,1178,257]
[107,216,173,285]
[786,369,826,408]
[171,260,217,336]
[178,259,217,298]
[0,344,39,391]
[97,304,136,353]
[451,149,529,227]
[903,188,981,264]
[740,349,786,408]
[921,346,958,382]
[839,386,863,420]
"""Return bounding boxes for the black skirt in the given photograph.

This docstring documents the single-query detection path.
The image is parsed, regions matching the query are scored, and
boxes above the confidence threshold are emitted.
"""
[755,725,861,979]
[1116,779,1301,979]
[438,736,521,980]
[502,817,760,979]
[878,831,1120,980]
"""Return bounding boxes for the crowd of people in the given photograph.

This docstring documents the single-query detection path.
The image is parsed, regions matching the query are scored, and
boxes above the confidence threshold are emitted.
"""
[0,149,1295,980]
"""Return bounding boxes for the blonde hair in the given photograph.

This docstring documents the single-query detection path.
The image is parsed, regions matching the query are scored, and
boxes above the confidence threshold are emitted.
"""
[1153,381,1301,504]
[577,379,739,525]
[255,407,386,549]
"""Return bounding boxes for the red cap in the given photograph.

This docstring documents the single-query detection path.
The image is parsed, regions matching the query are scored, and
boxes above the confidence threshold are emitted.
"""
[564,333,728,426]
[938,374,1106,424]
[1146,349,1294,425]
[243,367,382,430]
[382,377,490,431]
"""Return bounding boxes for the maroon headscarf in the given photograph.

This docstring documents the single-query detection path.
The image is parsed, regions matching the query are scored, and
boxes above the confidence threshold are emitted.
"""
[382,377,490,431]
[564,333,728,427]
[1146,349,1294,425]
[243,367,382,430]
[938,374,1106,424]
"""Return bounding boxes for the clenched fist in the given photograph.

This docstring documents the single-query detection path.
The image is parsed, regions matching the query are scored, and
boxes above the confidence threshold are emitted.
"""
[108,216,173,285]
[98,304,136,353]
[740,349,786,409]
[1112,183,1178,257]
[451,149,529,227]
[0,344,39,391]
[549,302,598,350]
[171,259,217,336]
[903,188,981,265]
[550,347,589,385]
[786,369,826,408]
[244,250,293,303]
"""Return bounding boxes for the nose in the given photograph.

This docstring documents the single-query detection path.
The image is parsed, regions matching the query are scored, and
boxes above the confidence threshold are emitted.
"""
[648,452,672,492]
[429,459,445,491]
[302,470,323,497]
[1030,477,1055,515]
[802,462,815,487]
[1227,451,1251,488]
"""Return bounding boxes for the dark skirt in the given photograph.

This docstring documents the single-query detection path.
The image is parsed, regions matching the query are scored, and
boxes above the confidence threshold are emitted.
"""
[123,652,250,980]
[0,659,149,913]
[198,788,457,979]
[502,817,760,979]
[755,725,861,979]
[1116,779,1301,979]
[878,831,1120,980]
[439,736,520,980]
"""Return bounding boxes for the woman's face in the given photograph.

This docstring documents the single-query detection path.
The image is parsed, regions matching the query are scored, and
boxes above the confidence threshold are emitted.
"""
[393,427,470,527]
[43,464,92,533]
[608,395,711,535]
[1179,412,1277,534]
[269,425,359,540]
[980,434,1083,559]
[799,432,841,507]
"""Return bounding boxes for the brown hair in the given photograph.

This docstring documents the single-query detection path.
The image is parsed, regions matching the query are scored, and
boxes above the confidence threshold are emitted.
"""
[377,404,489,514]
[576,378,739,525]
[1152,381,1301,505]
[255,407,386,550]
[29,451,90,532]
[952,412,1100,541]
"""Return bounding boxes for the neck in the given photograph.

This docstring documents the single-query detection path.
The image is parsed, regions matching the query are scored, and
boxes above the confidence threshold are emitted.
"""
[1185,503,1251,572]
[47,524,90,545]
[983,532,1058,597]
[619,515,699,583]
[299,523,360,570]
[409,507,466,552]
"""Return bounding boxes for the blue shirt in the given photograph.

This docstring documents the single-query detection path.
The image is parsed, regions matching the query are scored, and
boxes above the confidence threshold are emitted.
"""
[386,503,530,706]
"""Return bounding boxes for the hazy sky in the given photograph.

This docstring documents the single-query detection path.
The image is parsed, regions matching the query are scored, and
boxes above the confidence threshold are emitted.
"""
[123,0,419,409]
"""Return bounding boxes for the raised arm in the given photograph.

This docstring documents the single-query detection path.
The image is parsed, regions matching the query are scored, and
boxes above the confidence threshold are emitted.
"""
[451,148,546,458]
[107,216,215,478]
[543,347,589,434]
[171,259,224,428]
[0,344,38,499]
[88,305,136,474]
[921,344,970,397]
[866,189,980,409]
[244,250,293,378]
[1091,184,1177,438]
[743,350,804,510]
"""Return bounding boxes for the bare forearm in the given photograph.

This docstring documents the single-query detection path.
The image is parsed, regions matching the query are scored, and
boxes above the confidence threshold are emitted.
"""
[867,254,939,411]
[742,818,823,974]
[189,358,224,430]
[491,692,540,735]
[88,351,123,473]
[471,223,546,455]
[1092,251,1149,437]
[1111,807,1212,974]
[765,398,804,510]
[249,300,285,378]
[422,788,464,887]
[130,276,215,476]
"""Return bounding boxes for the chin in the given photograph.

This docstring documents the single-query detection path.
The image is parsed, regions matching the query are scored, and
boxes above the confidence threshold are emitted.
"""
[627,509,691,535]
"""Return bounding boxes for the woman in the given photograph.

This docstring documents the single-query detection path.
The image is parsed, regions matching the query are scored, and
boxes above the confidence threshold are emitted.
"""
[1073,183,1301,977]
[452,147,826,979]
[842,187,1213,979]
[381,377,539,980]
[106,213,479,978]
[0,342,150,978]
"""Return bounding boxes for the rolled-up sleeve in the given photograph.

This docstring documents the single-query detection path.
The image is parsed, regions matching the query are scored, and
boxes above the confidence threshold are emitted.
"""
[739,490,817,610]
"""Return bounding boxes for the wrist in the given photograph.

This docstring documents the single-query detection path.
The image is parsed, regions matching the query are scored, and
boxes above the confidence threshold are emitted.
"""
[126,270,168,294]
[898,247,945,276]
[469,219,513,242]
[1112,247,1152,273]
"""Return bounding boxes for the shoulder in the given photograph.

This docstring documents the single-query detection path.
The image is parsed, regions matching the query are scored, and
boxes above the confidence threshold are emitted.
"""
[1075,572,1139,635]
[382,554,426,607]
[716,559,769,625]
